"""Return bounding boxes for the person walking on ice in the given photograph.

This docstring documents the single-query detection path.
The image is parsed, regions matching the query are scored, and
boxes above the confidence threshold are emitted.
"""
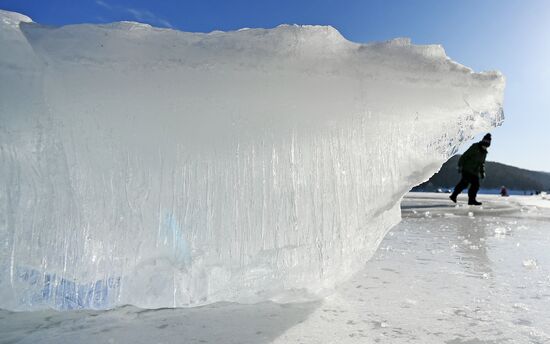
[449,133,491,206]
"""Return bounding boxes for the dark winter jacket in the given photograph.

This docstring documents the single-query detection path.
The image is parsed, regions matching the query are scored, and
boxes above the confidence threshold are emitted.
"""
[458,143,487,177]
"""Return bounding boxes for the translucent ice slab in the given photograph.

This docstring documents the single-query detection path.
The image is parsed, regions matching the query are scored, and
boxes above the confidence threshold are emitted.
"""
[0,10,504,310]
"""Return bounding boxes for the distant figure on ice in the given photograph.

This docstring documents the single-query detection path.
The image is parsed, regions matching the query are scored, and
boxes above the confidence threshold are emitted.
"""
[500,186,509,197]
[449,133,492,206]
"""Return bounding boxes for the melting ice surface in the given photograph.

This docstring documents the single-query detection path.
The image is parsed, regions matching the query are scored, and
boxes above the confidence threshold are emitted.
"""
[0,10,505,311]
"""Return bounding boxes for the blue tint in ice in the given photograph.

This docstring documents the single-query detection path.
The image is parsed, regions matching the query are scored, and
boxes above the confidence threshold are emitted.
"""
[16,267,120,310]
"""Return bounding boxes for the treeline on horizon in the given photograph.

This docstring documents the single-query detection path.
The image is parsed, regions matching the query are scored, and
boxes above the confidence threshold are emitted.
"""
[414,155,550,193]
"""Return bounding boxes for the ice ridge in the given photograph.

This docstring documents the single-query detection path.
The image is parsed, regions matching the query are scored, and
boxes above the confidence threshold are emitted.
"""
[0,10,504,310]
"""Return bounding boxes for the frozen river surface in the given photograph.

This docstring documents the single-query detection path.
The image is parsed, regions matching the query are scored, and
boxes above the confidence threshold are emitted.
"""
[1,193,549,343]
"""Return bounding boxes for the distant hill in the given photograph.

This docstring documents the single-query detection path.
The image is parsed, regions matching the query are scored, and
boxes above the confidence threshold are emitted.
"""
[413,155,550,193]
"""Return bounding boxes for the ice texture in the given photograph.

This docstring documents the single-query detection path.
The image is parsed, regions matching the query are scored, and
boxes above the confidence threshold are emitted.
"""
[0,10,505,310]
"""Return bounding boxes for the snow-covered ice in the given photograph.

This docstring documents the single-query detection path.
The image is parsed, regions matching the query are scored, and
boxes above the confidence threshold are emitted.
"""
[0,9,505,310]
[2,193,549,343]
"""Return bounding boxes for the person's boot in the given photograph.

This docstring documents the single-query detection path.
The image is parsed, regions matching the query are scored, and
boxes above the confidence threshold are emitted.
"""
[468,199,482,206]
[449,193,457,203]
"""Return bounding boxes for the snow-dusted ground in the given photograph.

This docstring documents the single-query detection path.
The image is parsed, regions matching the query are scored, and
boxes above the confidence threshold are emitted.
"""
[2,192,549,344]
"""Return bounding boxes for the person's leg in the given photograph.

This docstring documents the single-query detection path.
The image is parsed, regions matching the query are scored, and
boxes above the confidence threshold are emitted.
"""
[468,174,481,204]
[450,174,470,202]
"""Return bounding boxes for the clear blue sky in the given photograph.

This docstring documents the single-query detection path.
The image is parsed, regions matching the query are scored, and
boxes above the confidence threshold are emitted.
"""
[1,0,549,172]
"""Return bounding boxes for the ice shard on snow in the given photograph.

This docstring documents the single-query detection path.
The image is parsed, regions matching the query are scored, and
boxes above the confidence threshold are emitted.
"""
[0,10,504,310]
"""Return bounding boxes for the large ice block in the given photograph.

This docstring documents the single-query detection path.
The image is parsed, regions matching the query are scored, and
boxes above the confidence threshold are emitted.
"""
[0,10,504,310]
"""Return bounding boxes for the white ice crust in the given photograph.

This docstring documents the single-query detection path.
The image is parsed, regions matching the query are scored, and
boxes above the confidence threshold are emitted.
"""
[0,10,505,310]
